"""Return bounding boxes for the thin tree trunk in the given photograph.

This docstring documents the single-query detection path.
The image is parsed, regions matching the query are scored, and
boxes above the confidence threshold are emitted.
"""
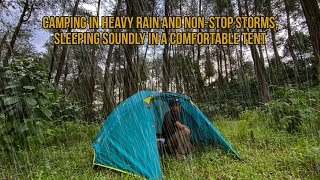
[102,0,121,114]
[300,0,320,79]
[0,30,9,64]
[54,0,80,86]
[265,0,284,85]
[62,57,69,93]
[284,0,300,85]
[3,0,30,67]
[162,0,170,92]
[217,46,224,88]
[222,46,228,82]
[123,0,141,98]
[227,45,233,80]
[88,0,101,107]
[197,0,201,66]
[49,2,66,82]
[264,43,272,83]
[245,0,270,103]
[237,0,245,81]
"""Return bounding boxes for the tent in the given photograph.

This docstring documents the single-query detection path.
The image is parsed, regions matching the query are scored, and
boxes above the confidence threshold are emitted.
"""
[92,90,238,179]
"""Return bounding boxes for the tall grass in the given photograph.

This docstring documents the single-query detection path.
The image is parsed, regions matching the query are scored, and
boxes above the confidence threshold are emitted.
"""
[1,112,319,179]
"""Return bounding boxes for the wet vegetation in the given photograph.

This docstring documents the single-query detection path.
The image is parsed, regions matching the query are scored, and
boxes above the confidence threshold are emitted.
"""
[1,0,320,179]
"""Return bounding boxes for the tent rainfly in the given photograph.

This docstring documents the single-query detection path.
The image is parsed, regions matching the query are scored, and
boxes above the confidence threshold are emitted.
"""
[92,90,239,179]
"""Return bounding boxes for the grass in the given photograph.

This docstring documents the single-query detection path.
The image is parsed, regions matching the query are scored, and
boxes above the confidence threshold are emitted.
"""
[1,117,320,179]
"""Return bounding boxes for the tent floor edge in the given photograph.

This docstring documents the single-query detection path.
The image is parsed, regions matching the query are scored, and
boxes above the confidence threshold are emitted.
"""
[92,162,142,179]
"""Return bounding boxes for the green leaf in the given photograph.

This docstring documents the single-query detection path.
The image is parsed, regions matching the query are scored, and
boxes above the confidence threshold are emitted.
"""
[4,97,21,105]
[24,97,37,106]
[38,98,48,105]
[42,108,52,118]
[5,84,20,89]
[17,122,29,133]
[23,86,35,90]
[4,135,14,143]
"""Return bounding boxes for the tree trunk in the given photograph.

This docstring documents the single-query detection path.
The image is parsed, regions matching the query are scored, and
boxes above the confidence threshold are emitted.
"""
[54,0,80,86]
[0,30,9,64]
[264,43,272,83]
[222,46,228,82]
[102,0,121,115]
[217,46,224,88]
[3,0,30,67]
[122,0,141,98]
[265,0,284,85]
[49,2,66,82]
[237,0,245,81]
[300,0,320,79]
[197,0,201,66]
[62,57,69,93]
[245,0,270,103]
[162,0,170,92]
[48,41,58,82]
[88,0,101,107]
[227,45,233,81]
[284,0,300,85]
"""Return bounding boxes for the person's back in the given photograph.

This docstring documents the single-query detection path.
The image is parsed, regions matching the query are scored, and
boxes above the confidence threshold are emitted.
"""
[162,110,179,141]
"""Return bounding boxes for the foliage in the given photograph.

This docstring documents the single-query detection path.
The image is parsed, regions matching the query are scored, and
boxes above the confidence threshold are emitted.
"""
[0,58,54,153]
[49,92,82,123]
[264,85,320,133]
[197,79,260,118]
[0,58,83,154]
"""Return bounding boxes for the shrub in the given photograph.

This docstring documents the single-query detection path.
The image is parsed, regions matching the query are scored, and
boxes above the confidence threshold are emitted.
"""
[0,58,83,155]
[0,58,53,153]
[264,85,320,133]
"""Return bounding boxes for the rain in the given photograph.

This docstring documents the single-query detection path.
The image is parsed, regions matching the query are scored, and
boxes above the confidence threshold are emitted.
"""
[0,0,320,179]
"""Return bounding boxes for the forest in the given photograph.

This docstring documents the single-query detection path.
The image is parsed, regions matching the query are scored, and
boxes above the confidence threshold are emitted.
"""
[0,0,319,179]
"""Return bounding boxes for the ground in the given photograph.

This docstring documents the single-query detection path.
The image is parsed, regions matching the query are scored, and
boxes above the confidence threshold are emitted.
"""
[1,118,319,179]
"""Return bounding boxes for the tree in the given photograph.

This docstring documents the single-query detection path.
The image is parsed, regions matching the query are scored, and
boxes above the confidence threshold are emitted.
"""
[204,46,215,84]
[122,0,142,98]
[265,0,284,85]
[3,0,33,67]
[244,0,270,103]
[300,0,320,79]
[102,0,121,115]
[54,0,81,86]
[162,0,170,92]
[0,30,9,62]
[284,0,300,85]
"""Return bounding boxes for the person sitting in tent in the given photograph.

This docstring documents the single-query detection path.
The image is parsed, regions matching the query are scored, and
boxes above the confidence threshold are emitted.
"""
[162,98,193,159]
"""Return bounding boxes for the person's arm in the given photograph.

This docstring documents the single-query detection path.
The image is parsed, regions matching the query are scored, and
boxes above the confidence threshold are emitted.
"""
[175,121,188,130]
[175,121,192,135]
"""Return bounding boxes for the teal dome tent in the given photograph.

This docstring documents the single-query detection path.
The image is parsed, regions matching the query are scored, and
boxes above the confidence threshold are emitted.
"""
[92,90,239,179]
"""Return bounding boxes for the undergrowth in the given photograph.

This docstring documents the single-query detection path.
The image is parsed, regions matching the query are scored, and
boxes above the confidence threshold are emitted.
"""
[1,113,319,179]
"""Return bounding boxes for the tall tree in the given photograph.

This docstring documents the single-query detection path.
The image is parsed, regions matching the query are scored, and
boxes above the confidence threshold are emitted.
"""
[54,0,80,86]
[162,0,170,92]
[48,0,68,82]
[236,0,245,81]
[102,0,121,115]
[265,0,284,85]
[300,0,320,79]
[0,30,9,62]
[122,0,150,98]
[284,0,300,84]
[88,0,101,107]
[245,0,270,102]
[204,46,214,84]
[3,0,33,67]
